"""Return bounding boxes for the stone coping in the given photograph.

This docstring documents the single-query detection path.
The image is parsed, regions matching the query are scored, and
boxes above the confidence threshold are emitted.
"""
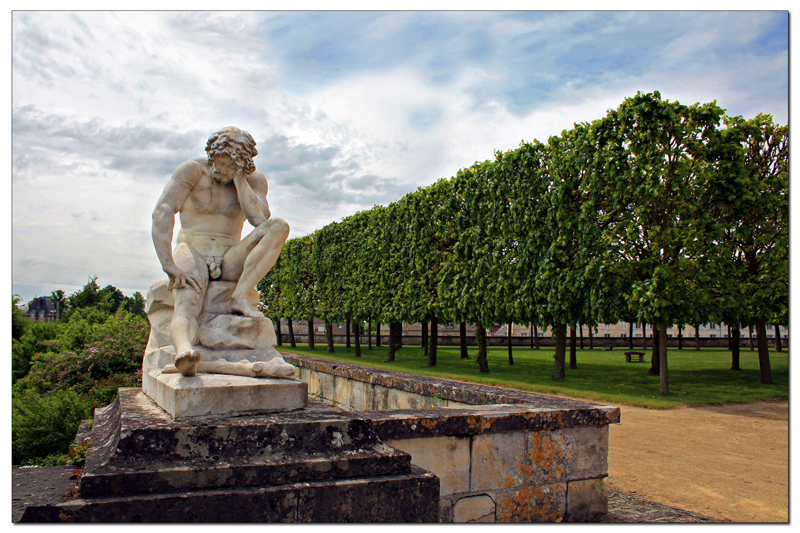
[280,352,620,438]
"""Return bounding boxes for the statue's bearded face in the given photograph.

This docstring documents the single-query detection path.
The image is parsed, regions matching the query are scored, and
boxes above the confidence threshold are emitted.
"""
[211,153,237,183]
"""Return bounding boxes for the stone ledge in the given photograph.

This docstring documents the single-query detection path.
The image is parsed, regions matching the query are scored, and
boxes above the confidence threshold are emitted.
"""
[282,352,621,422]
[21,466,439,523]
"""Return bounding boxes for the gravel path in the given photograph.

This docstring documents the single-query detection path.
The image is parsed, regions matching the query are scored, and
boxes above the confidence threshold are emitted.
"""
[606,399,788,523]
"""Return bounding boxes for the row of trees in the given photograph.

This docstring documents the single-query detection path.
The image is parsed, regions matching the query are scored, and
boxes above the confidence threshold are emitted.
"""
[12,278,149,466]
[258,91,787,396]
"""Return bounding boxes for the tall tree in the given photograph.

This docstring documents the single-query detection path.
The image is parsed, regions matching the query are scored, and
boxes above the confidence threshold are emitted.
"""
[591,91,726,395]
[707,114,788,384]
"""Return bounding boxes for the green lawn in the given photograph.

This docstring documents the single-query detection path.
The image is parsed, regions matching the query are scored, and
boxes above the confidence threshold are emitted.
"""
[278,343,789,409]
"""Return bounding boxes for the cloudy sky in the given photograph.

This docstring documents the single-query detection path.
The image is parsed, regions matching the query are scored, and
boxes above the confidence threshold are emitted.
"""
[10,8,789,304]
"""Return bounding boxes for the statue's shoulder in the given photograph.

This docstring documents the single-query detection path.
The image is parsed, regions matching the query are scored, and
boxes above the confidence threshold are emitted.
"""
[172,158,209,186]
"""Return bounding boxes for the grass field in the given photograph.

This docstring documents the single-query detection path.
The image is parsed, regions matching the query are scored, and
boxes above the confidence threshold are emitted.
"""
[277,342,789,409]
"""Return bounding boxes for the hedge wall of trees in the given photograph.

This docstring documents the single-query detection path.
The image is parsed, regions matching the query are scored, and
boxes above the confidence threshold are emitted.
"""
[259,92,788,395]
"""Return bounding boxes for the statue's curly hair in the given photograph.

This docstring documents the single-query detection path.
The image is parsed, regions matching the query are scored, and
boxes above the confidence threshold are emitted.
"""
[205,127,258,175]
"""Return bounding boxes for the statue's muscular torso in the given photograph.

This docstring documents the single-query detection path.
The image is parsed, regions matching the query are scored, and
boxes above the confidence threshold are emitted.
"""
[175,158,252,259]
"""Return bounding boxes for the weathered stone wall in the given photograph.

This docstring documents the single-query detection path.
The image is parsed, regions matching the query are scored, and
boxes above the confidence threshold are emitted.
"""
[282,353,619,522]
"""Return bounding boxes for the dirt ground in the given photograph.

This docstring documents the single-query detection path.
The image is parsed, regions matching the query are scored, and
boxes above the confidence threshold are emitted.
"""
[605,399,789,523]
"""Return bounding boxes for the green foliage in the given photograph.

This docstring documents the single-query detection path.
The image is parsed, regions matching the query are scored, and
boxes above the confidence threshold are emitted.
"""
[12,389,91,467]
[258,90,787,395]
[12,321,59,383]
[15,311,148,403]
[11,277,151,466]
[12,295,30,341]
[64,439,92,467]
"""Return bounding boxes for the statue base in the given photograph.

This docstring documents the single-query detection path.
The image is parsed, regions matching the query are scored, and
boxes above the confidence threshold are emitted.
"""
[18,388,439,522]
[143,346,307,419]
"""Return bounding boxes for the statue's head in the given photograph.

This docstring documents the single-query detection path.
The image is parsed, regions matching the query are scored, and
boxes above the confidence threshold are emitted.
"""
[205,127,258,175]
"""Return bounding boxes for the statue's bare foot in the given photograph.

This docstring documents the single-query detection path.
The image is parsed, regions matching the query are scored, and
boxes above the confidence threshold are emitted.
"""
[252,358,296,379]
[230,296,263,318]
[175,350,201,376]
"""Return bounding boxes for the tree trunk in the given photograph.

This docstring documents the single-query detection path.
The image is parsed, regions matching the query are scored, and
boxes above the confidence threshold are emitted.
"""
[422,319,428,356]
[731,326,741,370]
[569,326,577,369]
[588,325,594,349]
[288,320,296,348]
[460,322,468,359]
[677,326,682,350]
[579,323,584,349]
[346,319,351,348]
[275,318,282,346]
[376,322,381,347]
[553,326,566,380]
[326,321,334,352]
[386,323,395,362]
[507,319,514,365]
[530,323,534,349]
[397,322,403,349]
[308,316,315,349]
[534,325,540,349]
[629,323,634,349]
[695,324,700,351]
[749,325,754,351]
[476,324,489,373]
[354,321,361,357]
[368,319,372,350]
[659,321,669,395]
[775,325,782,352]
[727,325,731,350]
[428,315,438,367]
[756,318,773,385]
[649,328,660,376]
[642,323,647,350]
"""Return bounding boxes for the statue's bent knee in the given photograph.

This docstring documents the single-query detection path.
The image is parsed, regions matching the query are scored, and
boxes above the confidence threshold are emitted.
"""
[262,218,290,239]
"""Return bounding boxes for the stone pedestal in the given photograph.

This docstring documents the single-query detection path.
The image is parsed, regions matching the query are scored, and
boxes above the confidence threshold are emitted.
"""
[143,346,307,419]
[20,389,439,523]
[143,280,306,418]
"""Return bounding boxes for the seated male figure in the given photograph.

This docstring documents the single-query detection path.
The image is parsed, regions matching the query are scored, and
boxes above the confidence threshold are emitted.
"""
[151,127,290,376]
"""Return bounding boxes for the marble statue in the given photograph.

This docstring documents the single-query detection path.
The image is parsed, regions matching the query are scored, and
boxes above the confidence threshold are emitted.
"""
[144,127,296,381]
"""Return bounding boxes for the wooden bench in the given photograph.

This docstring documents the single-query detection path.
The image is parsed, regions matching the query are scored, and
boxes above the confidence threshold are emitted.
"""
[625,351,645,363]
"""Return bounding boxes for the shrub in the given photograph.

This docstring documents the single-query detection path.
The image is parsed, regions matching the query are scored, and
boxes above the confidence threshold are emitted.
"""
[17,311,148,398]
[12,390,91,467]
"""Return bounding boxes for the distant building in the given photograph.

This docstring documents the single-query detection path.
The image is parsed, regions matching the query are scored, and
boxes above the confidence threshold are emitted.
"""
[25,297,59,322]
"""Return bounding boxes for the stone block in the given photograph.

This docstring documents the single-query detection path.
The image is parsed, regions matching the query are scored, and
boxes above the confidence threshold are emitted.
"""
[25,468,439,523]
[470,431,527,491]
[334,377,370,411]
[439,497,453,523]
[295,466,439,523]
[494,482,567,522]
[303,367,335,402]
[525,429,568,484]
[452,494,496,522]
[384,435,471,496]
[372,384,391,410]
[558,425,608,481]
[566,478,607,522]
[145,371,307,419]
